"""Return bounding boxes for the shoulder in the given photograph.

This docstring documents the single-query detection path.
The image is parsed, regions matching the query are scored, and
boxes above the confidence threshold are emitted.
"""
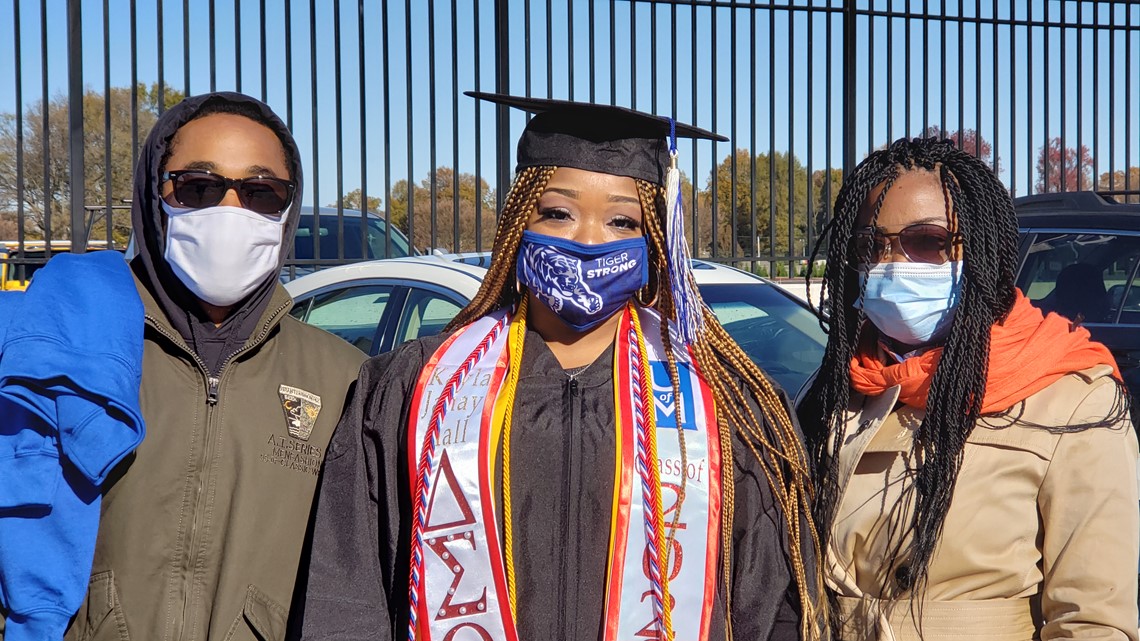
[279,315,368,374]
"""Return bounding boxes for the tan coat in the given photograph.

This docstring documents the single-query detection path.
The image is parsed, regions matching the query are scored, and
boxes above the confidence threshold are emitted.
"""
[827,364,1139,641]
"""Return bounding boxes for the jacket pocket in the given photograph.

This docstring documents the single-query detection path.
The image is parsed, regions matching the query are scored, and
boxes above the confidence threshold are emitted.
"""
[222,585,288,641]
[68,571,130,641]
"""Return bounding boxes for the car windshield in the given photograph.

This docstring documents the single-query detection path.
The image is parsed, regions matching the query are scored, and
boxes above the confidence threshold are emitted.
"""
[697,283,827,396]
[293,213,411,261]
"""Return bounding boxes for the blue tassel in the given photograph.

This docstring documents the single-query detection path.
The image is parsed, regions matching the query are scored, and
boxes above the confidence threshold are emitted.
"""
[663,119,704,346]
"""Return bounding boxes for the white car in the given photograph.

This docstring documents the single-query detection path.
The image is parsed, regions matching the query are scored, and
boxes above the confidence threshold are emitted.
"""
[285,255,826,394]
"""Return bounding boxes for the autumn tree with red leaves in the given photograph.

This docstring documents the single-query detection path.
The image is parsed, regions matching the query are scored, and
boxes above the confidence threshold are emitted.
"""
[1035,137,1094,193]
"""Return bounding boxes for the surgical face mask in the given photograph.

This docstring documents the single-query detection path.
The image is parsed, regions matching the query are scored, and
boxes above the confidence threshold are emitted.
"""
[516,230,649,332]
[855,261,964,347]
[161,201,285,307]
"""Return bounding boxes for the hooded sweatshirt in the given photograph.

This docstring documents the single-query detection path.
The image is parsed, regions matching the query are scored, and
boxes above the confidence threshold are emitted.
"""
[130,91,302,375]
[0,252,145,641]
[55,92,365,641]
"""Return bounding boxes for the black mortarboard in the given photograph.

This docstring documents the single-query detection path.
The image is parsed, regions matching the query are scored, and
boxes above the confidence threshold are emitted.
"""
[466,91,727,185]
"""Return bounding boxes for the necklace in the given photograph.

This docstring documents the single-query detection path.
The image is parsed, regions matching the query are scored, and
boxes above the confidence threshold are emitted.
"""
[565,357,598,380]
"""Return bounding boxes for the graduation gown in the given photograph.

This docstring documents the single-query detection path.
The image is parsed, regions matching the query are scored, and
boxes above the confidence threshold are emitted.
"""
[297,328,808,641]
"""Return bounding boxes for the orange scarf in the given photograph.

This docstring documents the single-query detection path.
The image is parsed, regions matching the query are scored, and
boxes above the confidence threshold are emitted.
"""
[849,290,1121,414]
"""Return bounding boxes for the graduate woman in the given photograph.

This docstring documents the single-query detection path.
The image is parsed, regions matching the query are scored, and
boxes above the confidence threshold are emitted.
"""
[298,94,825,641]
[799,137,1138,640]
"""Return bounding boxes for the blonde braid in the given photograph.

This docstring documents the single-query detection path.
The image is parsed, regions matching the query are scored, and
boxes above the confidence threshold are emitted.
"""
[635,180,827,641]
[446,166,556,331]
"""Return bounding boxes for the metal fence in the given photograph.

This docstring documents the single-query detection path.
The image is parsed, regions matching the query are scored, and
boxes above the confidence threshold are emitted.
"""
[1,0,1138,282]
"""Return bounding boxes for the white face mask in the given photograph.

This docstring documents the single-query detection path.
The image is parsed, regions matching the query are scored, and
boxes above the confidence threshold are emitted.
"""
[854,261,964,347]
[161,202,286,307]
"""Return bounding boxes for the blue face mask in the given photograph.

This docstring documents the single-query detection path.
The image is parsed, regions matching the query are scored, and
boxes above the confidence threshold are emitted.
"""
[516,230,650,332]
[855,261,964,347]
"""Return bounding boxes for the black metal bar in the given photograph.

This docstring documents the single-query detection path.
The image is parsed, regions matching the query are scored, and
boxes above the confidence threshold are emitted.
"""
[360,0,370,258]
[610,0,616,103]
[260,0,268,101]
[1121,0,1130,191]
[406,0,416,248]
[976,0,982,162]
[130,0,138,174]
[334,0,345,260]
[768,2,775,263]
[1009,3,1017,195]
[886,4,893,143]
[749,3,756,263]
[523,0,530,98]
[958,0,964,150]
[729,3,736,259]
[939,0,946,136]
[104,0,112,246]
[40,0,51,252]
[991,0,998,173]
[494,0,509,215]
[452,0,461,250]
[630,0,637,108]
[473,0,482,252]
[1109,1,1115,198]
[824,0,833,248]
[787,5,795,269]
[157,0,164,112]
[588,1,595,103]
[568,0,574,99]
[235,0,242,92]
[650,0,657,113]
[905,4,911,135]
[427,0,437,250]
[547,0,553,96]
[1044,1,1052,191]
[922,0,929,132]
[1085,0,1094,189]
[710,1,719,257]
[14,0,24,271]
[68,0,84,250]
[805,4,813,261]
[309,0,320,261]
[1060,3,1067,190]
[843,0,857,173]
[284,0,293,128]
[867,5,874,156]
[183,0,190,96]
[209,0,216,91]
[690,0,698,255]
[383,0,394,257]
[1027,0,1033,193]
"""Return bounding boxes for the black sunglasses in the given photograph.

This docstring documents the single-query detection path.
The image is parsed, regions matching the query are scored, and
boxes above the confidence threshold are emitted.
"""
[162,169,296,215]
[850,223,962,269]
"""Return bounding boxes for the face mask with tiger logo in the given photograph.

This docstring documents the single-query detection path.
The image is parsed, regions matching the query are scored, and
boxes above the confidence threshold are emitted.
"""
[515,230,649,332]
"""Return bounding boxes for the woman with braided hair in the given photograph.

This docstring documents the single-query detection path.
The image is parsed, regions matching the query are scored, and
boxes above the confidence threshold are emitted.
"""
[798,136,1138,640]
[297,94,825,641]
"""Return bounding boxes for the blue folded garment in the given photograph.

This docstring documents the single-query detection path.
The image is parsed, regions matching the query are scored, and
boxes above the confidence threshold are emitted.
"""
[0,251,145,641]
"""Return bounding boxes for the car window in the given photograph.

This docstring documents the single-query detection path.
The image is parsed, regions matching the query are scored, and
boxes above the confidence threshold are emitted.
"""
[697,283,826,396]
[288,299,311,321]
[305,285,395,353]
[1018,233,1140,325]
[394,288,464,346]
[293,214,411,261]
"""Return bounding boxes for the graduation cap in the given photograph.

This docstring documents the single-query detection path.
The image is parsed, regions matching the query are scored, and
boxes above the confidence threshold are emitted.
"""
[466,91,727,185]
[467,91,726,345]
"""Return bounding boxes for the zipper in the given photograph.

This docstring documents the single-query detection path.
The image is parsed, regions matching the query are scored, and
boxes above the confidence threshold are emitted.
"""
[557,377,579,638]
[143,299,291,639]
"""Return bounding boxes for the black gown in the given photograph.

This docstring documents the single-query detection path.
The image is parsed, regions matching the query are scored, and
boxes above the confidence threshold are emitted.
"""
[296,328,809,641]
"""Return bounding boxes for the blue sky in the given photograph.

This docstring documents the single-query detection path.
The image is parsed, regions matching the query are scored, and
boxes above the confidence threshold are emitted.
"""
[2,0,1139,207]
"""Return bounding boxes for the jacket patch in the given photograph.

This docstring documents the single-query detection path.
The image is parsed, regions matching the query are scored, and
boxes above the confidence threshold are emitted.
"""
[279,385,322,441]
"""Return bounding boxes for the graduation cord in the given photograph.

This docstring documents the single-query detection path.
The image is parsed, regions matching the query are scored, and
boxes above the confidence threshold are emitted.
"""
[499,297,529,620]
[629,306,675,641]
[407,314,509,641]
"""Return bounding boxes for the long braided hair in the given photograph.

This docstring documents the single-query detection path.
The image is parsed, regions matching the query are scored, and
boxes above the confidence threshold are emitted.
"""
[447,165,826,641]
[800,137,1027,603]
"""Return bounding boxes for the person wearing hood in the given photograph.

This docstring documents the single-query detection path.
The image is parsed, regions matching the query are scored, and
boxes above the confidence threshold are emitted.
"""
[61,92,365,641]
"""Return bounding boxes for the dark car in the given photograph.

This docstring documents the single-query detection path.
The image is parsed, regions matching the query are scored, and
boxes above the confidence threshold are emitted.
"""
[283,206,413,280]
[1013,191,1140,402]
